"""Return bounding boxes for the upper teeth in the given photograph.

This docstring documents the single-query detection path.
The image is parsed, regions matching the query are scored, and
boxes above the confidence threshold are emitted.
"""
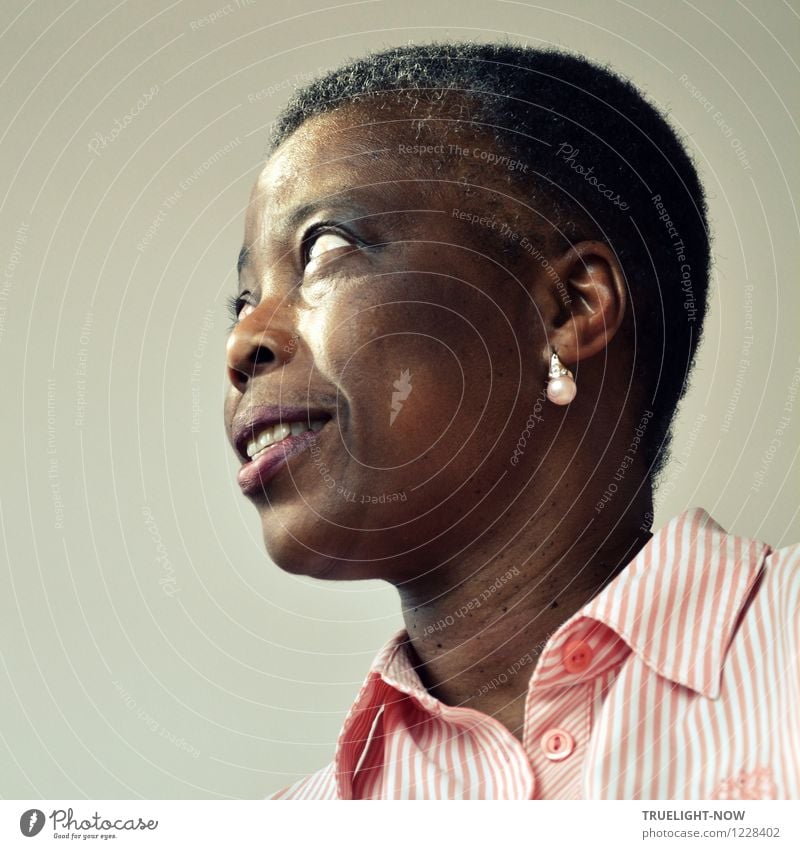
[245,419,326,459]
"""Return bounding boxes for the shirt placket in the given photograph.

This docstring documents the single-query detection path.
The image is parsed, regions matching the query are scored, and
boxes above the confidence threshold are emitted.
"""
[522,619,629,799]
[523,680,593,798]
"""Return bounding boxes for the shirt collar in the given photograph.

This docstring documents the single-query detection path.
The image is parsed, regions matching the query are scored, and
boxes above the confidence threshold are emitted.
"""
[333,507,771,795]
[580,506,770,698]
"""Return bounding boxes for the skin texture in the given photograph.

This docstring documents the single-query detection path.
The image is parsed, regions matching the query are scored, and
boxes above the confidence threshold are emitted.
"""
[224,100,654,739]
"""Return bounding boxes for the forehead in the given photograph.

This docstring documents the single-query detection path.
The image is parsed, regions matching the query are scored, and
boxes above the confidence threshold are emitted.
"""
[247,112,397,228]
[245,104,510,238]
[259,113,384,198]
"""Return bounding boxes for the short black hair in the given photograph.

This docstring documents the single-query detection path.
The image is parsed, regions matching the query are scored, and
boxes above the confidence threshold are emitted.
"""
[268,41,711,484]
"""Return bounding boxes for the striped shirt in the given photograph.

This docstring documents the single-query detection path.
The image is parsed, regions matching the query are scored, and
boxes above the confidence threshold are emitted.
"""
[271,507,800,799]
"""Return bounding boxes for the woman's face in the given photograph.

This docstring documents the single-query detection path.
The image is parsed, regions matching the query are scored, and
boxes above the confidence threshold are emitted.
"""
[224,106,563,582]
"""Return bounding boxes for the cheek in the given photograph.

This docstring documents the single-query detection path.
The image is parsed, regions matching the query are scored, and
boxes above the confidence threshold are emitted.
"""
[342,332,466,468]
[223,389,238,435]
[317,284,526,473]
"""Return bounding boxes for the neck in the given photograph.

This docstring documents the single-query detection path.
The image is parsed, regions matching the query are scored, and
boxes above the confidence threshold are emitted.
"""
[395,488,654,740]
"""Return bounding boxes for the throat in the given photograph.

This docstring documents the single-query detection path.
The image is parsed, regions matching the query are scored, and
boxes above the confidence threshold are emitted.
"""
[397,525,653,736]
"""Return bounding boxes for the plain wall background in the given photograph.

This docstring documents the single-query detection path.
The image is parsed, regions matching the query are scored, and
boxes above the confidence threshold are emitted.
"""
[1,0,798,799]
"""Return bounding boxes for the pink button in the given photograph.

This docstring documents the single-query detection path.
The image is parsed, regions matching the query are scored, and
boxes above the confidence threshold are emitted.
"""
[563,639,593,673]
[540,728,574,761]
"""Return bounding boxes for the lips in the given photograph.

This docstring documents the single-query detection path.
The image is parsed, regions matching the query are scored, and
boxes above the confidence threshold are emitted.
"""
[231,404,333,496]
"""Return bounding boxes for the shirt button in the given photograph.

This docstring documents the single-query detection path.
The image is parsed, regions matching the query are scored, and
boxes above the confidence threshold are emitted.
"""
[540,728,574,761]
[563,639,593,673]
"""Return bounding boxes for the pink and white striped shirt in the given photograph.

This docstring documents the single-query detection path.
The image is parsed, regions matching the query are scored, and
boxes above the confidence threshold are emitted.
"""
[271,507,800,799]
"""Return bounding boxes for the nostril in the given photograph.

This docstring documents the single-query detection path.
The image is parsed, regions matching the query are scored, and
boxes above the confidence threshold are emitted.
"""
[252,346,275,366]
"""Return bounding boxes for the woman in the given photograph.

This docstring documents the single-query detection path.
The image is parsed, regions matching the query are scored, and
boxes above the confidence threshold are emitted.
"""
[223,42,799,799]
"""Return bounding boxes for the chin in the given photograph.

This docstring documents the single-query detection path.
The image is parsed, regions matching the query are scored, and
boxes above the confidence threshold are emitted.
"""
[250,471,402,575]
[254,503,324,575]
[262,538,375,581]
[256,508,359,580]
[257,505,426,582]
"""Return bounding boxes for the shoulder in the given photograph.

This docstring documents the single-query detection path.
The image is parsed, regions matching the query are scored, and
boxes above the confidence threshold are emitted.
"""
[267,760,338,800]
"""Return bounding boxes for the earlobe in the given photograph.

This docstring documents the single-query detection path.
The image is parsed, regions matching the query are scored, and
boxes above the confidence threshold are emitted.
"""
[547,240,627,364]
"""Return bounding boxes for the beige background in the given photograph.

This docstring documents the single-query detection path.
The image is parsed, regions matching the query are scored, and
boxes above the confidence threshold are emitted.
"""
[0,0,798,799]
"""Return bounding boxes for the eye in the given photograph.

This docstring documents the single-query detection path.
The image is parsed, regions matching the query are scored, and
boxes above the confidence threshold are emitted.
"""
[226,291,254,331]
[304,230,354,268]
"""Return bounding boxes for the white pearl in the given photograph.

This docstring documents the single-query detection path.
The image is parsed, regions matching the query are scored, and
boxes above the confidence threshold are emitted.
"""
[547,376,576,405]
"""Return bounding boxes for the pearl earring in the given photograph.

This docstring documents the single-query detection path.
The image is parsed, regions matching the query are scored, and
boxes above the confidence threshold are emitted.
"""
[546,349,576,405]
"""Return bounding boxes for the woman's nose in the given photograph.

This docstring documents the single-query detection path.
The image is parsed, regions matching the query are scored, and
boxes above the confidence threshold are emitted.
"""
[225,307,297,394]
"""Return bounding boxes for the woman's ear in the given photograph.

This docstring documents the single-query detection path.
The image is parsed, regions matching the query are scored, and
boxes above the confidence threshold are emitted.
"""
[547,240,628,365]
